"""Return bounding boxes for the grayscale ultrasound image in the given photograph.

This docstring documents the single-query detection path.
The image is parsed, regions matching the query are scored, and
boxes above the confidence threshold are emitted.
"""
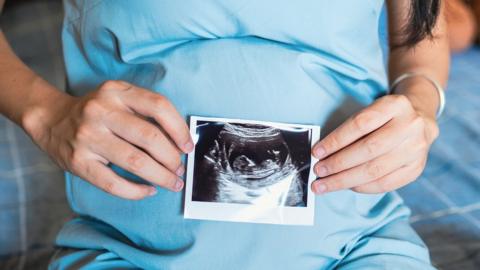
[192,120,313,207]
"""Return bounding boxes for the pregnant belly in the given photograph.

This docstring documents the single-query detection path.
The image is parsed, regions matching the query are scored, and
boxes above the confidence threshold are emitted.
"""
[129,37,347,126]
[67,38,355,251]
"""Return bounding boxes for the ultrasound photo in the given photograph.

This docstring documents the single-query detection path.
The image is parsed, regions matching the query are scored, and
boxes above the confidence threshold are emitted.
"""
[184,116,320,225]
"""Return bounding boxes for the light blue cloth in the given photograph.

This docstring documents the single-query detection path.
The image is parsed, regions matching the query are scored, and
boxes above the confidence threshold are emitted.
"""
[51,1,434,269]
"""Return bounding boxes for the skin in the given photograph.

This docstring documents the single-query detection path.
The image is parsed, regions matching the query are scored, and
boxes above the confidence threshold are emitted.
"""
[0,0,449,199]
[0,0,193,200]
[311,0,449,194]
[445,0,477,52]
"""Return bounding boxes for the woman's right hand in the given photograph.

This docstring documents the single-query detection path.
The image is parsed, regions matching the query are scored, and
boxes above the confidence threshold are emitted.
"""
[23,80,194,200]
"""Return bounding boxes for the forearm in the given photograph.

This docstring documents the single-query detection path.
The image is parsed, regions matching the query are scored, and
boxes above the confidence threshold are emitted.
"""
[387,0,450,119]
[0,20,71,137]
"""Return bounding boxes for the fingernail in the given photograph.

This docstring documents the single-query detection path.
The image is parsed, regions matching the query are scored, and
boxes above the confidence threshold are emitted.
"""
[175,164,185,177]
[174,179,184,191]
[314,146,326,159]
[148,187,158,196]
[316,165,328,177]
[184,141,194,153]
[313,182,327,194]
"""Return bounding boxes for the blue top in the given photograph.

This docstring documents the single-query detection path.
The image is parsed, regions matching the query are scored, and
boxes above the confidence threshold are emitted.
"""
[54,1,412,269]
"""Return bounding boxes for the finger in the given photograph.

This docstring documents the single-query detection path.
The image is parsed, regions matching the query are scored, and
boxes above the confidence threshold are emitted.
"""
[351,160,425,194]
[311,141,418,194]
[105,111,184,176]
[83,160,158,200]
[312,95,412,160]
[314,117,410,177]
[119,85,193,153]
[96,133,184,192]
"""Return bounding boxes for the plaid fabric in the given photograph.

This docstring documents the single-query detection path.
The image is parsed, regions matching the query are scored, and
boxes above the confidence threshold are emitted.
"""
[397,47,480,269]
[0,1,479,269]
[0,1,72,270]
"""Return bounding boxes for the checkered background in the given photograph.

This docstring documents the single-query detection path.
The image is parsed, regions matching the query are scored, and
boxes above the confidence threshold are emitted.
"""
[0,1,479,269]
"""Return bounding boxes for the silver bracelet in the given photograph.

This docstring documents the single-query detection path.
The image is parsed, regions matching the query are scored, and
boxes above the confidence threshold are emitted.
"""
[389,72,446,119]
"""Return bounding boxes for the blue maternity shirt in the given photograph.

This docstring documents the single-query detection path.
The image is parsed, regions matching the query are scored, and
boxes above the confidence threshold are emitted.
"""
[51,1,435,269]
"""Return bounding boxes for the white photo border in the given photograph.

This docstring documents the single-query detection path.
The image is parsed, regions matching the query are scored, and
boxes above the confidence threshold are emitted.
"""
[184,116,320,226]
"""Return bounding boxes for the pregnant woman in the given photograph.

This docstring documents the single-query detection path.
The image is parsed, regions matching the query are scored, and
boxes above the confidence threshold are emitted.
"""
[0,0,448,269]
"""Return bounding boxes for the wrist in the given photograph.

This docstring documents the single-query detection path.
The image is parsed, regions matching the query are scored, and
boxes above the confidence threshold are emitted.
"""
[391,76,440,120]
[20,77,74,144]
[391,77,441,142]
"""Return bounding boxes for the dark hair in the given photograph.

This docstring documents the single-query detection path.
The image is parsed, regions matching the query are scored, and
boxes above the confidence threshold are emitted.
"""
[401,0,441,47]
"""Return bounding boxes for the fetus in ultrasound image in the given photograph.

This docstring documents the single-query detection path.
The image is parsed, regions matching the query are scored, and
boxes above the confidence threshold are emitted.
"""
[192,120,313,207]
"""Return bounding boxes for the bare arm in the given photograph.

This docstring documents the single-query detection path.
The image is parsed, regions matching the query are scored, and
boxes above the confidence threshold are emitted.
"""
[388,0,449,119]
[0,0,68,129]
[0,3,193,199]
[311,1,449,194]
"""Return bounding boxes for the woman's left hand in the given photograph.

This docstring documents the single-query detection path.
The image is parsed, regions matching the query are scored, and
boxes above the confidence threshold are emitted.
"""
[311,94,439,194]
